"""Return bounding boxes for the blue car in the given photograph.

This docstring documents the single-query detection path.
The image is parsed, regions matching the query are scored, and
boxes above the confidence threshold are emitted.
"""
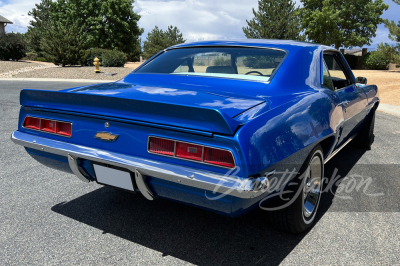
[12,40,378,233]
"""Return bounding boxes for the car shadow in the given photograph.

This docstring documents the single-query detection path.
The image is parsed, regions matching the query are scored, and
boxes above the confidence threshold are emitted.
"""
[51,142,366,265]
[314,141,368,222]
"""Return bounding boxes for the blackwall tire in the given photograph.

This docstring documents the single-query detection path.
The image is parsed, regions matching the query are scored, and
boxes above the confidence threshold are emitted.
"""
[265,145,324,234]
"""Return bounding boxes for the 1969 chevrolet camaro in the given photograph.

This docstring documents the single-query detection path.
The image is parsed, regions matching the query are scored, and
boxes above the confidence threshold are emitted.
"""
[12,40,378,234]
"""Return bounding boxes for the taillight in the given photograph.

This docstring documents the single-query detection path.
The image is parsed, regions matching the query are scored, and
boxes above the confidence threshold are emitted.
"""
[56,121,72,137]
[23,116,72,137]
[148,136,235,168]
[148,137,175,156]
[23,117,40,130]
[204,147,235,168]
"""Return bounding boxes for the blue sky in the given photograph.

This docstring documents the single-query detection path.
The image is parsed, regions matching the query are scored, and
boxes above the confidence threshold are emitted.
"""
[0,0,399,49]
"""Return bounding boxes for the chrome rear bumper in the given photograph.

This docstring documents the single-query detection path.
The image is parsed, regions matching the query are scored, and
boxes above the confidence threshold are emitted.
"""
[11,131,269,199]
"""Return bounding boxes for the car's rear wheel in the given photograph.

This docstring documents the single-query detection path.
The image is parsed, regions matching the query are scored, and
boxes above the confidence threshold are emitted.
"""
[354,109,375,149]
[265,145,324,234]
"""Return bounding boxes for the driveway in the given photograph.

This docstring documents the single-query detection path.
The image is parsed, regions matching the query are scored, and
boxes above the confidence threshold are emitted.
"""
[1,80,399,265]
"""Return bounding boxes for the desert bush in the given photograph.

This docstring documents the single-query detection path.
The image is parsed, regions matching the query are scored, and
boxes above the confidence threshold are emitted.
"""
[25,52,38,61]
[102,50,127,67]
[343,54,358,69]
[213,56,231,66]
[362,51,390,70]
[0,33,27,61]
[36,57,47,62]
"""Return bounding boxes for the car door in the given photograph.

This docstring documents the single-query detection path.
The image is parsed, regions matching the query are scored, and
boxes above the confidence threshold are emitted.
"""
[323,52,368,147]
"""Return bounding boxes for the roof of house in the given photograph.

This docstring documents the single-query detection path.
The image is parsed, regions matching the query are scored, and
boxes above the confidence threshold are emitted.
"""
[0,15,13,24]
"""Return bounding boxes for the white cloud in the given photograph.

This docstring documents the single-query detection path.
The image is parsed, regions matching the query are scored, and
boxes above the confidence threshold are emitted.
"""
[135,0,259,42]
[0,0,40,33]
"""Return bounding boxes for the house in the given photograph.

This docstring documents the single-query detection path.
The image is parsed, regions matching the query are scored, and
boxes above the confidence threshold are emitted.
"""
[0,15,13,34]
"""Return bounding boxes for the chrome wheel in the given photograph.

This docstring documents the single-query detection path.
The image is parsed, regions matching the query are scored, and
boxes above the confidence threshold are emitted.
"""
[302,152,322,223]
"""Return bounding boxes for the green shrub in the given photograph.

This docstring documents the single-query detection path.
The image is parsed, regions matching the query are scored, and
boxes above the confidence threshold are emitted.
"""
[213,56,231,66]
[36,57,47,62]
[0,33,27,61]
[25,52,38,61]
[343,54,358,69]
[102,50,127,67]
[80,48,108,66]
[362,51,389,70]
[81,48,127,67]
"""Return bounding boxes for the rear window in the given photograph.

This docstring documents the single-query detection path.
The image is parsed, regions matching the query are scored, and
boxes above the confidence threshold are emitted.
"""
[135,47,286,82]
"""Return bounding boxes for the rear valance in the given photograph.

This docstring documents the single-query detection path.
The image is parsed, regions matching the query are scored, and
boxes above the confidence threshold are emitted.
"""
[20,89,263,135]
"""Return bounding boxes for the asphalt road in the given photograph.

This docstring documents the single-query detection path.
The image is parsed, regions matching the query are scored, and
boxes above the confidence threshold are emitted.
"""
[1,80,399,265]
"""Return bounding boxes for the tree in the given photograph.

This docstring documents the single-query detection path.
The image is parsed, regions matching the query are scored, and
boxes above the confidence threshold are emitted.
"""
[25,0,53,55]
[142,25,185,59]
[52,0,143,56]
[27,0,143,60]
[40,20,88,66]
[0,33,27,61]
[243,0,304,40]
[380,0,400,65]
[300,0,388,50]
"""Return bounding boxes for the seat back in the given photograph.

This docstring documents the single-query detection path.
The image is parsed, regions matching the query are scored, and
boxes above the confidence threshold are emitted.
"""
[206,66,236,74]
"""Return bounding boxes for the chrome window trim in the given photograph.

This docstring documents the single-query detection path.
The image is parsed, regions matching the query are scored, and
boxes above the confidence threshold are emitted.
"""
[147,135,237,169]
[22,116,73,138]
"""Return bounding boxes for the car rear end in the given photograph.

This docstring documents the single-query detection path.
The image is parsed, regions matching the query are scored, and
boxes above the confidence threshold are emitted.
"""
[12,87,269,217]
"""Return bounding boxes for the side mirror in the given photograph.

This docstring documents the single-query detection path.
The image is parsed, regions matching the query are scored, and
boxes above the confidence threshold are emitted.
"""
[356,77,367,85]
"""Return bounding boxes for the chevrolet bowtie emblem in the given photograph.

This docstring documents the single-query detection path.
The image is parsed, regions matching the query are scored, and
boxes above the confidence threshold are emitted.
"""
[94,132,119,142]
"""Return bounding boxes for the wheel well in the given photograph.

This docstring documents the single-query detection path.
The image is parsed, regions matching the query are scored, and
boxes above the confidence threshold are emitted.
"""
[318,136,335,159]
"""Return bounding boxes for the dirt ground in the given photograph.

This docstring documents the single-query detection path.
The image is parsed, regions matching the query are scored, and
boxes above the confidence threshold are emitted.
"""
[353,70,400,106]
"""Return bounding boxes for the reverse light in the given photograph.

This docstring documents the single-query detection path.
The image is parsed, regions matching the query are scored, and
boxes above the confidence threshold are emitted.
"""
[40,119,56,133]
[148,136,236,168]
[23,116,72,137]
[176,142,203,161]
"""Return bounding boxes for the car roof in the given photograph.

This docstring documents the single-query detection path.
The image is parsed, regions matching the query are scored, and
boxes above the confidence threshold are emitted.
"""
[169,39,333,52]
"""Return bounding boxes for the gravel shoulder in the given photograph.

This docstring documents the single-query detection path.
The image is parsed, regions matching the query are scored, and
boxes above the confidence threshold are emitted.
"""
[0,61,44,74]
[11,66,133,81]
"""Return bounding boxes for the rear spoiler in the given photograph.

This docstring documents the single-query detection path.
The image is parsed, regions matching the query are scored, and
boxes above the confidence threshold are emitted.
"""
[20,89,243,135]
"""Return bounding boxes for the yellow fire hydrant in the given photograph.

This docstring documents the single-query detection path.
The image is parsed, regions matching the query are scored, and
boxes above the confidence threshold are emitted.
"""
[93,57,101,73]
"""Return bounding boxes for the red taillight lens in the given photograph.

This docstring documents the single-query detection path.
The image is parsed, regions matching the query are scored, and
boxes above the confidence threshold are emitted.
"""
[23,117,40,130]
[23,116,72,137]
[56,121,72,137]
[204,147,235,168]
[148,137,235,168]
[176,142,203,161]
[149,137,175,156]
[40,119,56,133]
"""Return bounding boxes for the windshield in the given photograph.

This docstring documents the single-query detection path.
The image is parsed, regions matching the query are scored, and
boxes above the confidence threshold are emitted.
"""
[135,47,286,82]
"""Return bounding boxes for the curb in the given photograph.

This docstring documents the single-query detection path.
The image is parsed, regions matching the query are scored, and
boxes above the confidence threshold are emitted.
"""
[378,104,400,117]
[0,78,116,83]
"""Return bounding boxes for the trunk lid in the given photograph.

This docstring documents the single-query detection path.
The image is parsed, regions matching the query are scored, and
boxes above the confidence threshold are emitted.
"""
[20,78,265,135]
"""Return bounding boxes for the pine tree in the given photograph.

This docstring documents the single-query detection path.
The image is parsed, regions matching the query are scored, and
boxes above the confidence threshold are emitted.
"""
[243,0,304,40]
[142,26,185,59]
